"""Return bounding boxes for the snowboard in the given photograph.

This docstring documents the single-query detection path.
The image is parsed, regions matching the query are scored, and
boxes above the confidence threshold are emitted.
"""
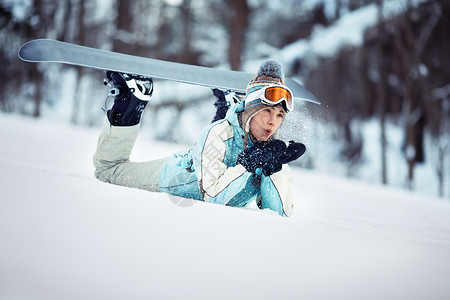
[18,39,320,104]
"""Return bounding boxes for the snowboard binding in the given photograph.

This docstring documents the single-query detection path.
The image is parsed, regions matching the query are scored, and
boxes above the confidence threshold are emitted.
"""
[103,72,153,126]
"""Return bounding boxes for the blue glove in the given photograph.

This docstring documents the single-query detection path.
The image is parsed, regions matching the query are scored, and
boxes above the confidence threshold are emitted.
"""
[237,139,306,187]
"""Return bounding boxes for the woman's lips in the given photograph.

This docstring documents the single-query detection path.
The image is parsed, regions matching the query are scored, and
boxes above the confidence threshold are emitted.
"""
[265,129,272,136]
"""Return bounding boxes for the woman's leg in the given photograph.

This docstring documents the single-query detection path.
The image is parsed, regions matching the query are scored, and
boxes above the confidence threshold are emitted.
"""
[93,122,169,192]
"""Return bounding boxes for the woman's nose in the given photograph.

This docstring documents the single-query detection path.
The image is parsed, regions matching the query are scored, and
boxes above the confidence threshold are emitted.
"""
[268,114,275,126]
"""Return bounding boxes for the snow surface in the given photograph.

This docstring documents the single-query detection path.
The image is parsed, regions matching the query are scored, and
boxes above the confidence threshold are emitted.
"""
[1,113,450,300]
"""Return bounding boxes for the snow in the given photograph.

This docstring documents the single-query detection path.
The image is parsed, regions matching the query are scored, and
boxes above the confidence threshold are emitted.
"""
[1,113,450,300]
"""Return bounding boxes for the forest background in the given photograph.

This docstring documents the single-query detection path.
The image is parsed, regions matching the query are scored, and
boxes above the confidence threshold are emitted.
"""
[0,0,449,199]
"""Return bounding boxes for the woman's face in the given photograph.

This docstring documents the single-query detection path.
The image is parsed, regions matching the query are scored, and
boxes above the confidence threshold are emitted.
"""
[249,105,286,141]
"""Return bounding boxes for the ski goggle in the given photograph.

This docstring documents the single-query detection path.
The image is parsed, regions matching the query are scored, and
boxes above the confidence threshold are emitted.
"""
[245,85,294,112]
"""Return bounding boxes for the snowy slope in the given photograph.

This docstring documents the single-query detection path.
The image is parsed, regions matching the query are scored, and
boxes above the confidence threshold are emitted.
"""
[1,113,450,300]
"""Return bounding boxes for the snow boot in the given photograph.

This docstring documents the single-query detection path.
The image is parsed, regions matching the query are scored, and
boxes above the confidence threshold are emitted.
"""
[104,71,153,126]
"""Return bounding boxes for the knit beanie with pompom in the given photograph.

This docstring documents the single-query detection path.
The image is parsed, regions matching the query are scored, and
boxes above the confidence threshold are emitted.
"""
[246,59,285,93]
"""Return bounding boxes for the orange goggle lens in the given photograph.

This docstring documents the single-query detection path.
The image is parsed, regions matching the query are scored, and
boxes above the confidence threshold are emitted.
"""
[265,86,292,103]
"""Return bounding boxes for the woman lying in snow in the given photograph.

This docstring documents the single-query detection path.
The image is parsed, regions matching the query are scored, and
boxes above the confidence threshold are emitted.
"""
[93,60,305,216]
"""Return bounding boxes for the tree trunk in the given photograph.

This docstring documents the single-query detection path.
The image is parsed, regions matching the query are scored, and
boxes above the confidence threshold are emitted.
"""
[396,3,425,189]
[28,0,45,117]
[71,0,86,124]
[402,1,440,188]
[113,0,134,54]
[376,0,388,184]
[227,0,249,70]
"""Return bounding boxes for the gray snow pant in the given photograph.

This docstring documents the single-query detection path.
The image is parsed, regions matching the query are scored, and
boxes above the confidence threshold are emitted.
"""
[93,122,170,192]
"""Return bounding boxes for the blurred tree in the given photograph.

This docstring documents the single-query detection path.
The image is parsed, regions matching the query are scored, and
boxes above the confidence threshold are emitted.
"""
[179,0,197,63]
[0,2,22,112]
[422,1,449,197]
[19,0,57,117]
[376,0,388,184]
[396,0,441,188]
[113,0,134,54]
[71,0,86,124]
[226,0,249,70]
